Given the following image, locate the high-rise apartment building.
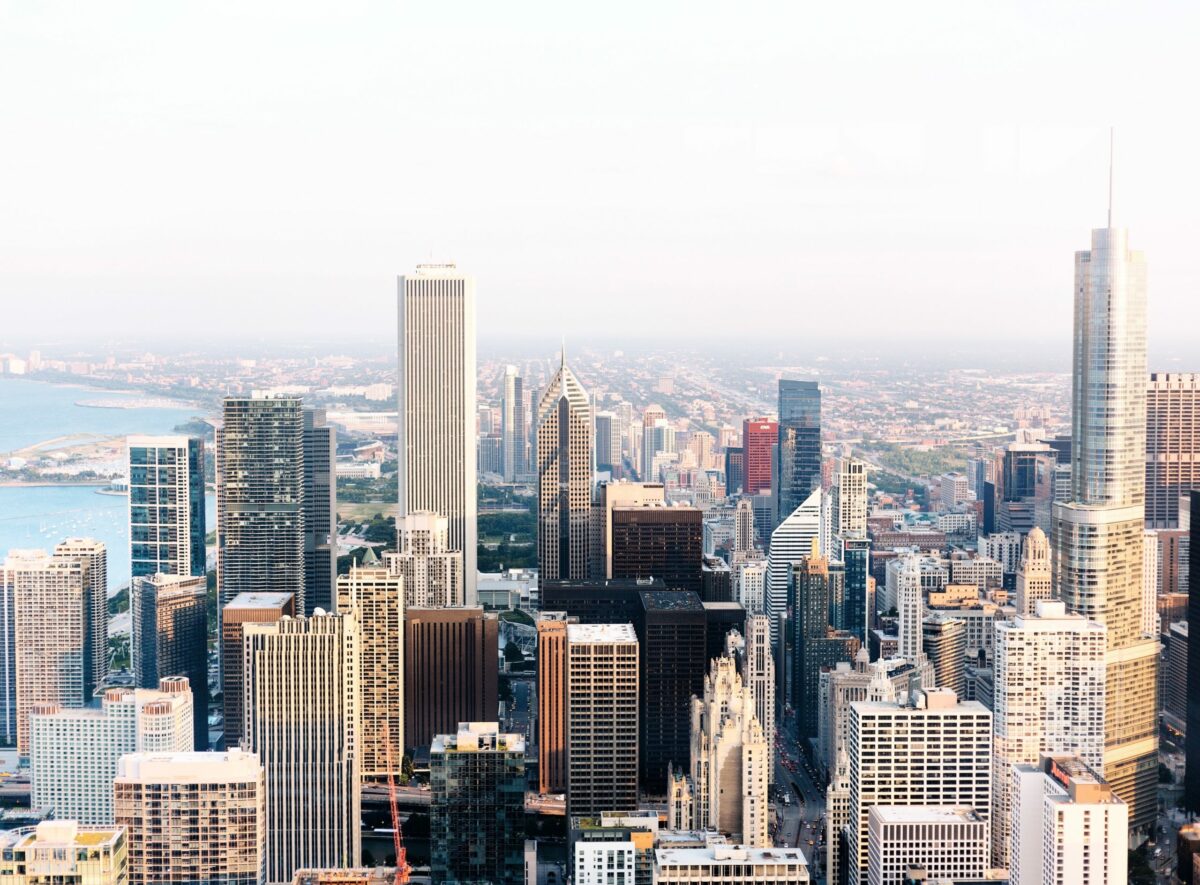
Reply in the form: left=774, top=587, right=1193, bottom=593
left=610, top=503, right=702, bottom=594
left=403, top=607, right=498, bottom=750
left=589, top=481, right=665, bottom=580
left=131, top=573, right=208, bottom=749
left=536, top=353, right=593, bottom=584
left=217, top=396, right=305, bottom=612
left=1010, top=755, right=1128, bottom=885
left=221, top=592, right=295, bottom=751
left=638, top=590, right=707, bottom=791
left=845, top=688, right=992, bottom=885
left=991, top=601, right=1106, bottom=866
left=127, top=435, right=206, bottom=579
left=10, top=541, right=107, bottom=754
left=668, top=655, right=769, bottom=846
left=567, top=623, right=639, bottom=816
left=1146, top=373, right=1200, bottom=528
left=839, top=535, right=871, bottom=642
left=1053, top=220, right=1158, bottom=831
left=536, top=612, right=572, bottom=795
left=336, top=555, right=403, bottom=778
left=384, top=511, right=464, bottom=608
left=832, top=456, right=867, bottom=537
left=767, top=488, right=820, bottom=642
left=1015, top=526, right=1053, bottom=615
left=0, top=552, right=20, bottom=748
left=502, top=364, right=526, bottom=480
left=243, top=612, right=361, bottom=885
left=741, top=418, right=777, bottom=497
left=0, top=822, right=127, bottom=885
left=302, top=407, right=337, bottom=615
left=115, top=749, right=266, bottom=885
left=29, top=677, right=193, bottom=824
left=430, top=722, right=526, bottom=885
left=777, top=381, right=822, bottom=523
left=397, top=264, right=478, bottom=604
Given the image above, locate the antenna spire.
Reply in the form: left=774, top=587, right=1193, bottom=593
left=561, top=337, right=566, bottom=370
left=1107, top=127, right=1114, bottom=228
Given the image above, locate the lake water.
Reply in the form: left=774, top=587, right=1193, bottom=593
left=0, top=378, right=216, bottom=592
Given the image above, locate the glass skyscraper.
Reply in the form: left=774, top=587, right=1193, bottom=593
left=127, top=436, right=206, bottom=580
left=777, top=380, right=821, bottom=524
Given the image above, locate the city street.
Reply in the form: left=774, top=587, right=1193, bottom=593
left=773, top=717, right=826, bottom=872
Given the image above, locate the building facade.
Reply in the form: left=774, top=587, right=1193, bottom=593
left=302, top=407, right=337, bottom=615
left=384, top=511, right=464, bottom=609
left=777, top=381, right=822, bottom=523
left=127, top=435, right=206, bottom=580
left=221, top=592, right=295, bottom=750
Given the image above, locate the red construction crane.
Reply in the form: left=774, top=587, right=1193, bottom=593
left=383, top=730, right=410, bottom=885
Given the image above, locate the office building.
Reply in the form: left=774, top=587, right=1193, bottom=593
left=1147, top=373, right=1200, bottom=528
left=567, top=623, right=639, bottom=815
left=741, top=418, right=777, bottom=497
left=740, top=614, right=776, bottom=773
left=115, top=749, right=266, bottom=885
left=767, top=488, right=820, bottom=641
left=590, top=481, right=665, bottom=580
left=639, top=591, right=706, bottom=791
left=833, top=456, right=867, bottom=537
left=10, top=541, right=107, bottom=754
left=1010, top=755, right=1128, bottom=885
left=991, top=601, right=1106, bottom=866
left=610, top=503, right=702, bottom=593
left=127, top=435, right=206, bottom=580
left=398, top=264, right=478, bottom=604
left=573, top=840, right=636, bottom=885
left=893, top=556, right=924, bottom=663
left=1053, top=219, right=1158, bottom=831
left=653, top=844, right=809, bottom=884
left=243, top=612, right=361, bottom=885
left=430, top=722, right=526, bottom=885
left=725, top=446, right=745, bottom=496
left=733, top=556, right=767, bottom=613
left=703, top=601, right=746, bottom=663
left=777, top=381, right=822, bottom=522
left=0, top=822, right=127, bottom=885
left=537, top=612, right=572, bottom=795
left=733, top=498, right=756, bottom=554
left=840, top=535, right=871, bottom=641
left=921, top=614, right=965, bottom=698
left=541, top=578, right=659, bottom=627
left=846, top=688, right=992, bottom=885
left=502, top=364, right=527, bottom=480
left=302, top=408, right=337, bottom=615
left=221, top=592, right=295, bottom=750
left=941, top=472, right=970, bottom=508
left=536, top=353, right=594, bottom=584
left=595, top=410, right=620, bottom=473
left=1015, top=526, right=1053, bottom=615
left=384, top=511, right=464, bottom=609
left=701, top=555, right=732, bottom=602
left=217, top=396, right=306, bottom=612
left=404, top=607, right=498, bottom=750
left=336, top=555, right=404, bottom=778
left=0, top=553, right=18, bottom=748
left=669, top=655, right=769, bottom=846
left=29, top=678, right=193, bottom=824
left=866, top=807, right=987, bottom=885
left=792, top=556, right=859, bottom=738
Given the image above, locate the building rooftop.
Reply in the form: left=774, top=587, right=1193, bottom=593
left=431, top=721, right=525, bottom=755
left=640, top=590, right=705, bottom=612
left=116, top=749, right=262, bottom=783
left=869, top=806, right=982, bottom=824
left=568, top=623, right=638, bottom=644
left=1, top=821, right=124, bottom=852
left=656, top=845, right=808, bottom=866
left=225, top=591, right=296, bottom=610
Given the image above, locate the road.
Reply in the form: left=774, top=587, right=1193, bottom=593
left=505, top=677, right=533, bottom=746
left=772, top=714, right=826, bottom=874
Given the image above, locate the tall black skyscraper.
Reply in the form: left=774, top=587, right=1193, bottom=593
left=1186, top=491, right=1200, bottom=813
left=777, top=380, right=821, bottom=523
left=303, top=407, right=337, bottom=615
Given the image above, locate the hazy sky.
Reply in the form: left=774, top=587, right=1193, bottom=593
left=2, top=2, right=1198, bottom=351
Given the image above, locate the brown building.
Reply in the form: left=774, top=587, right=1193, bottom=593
left=404, top=607, right=498, bottom=752
left=1157, top=528, right=1189, bottom=596
left=610, top=504, right=703, bottom=593
left=1147, top=373, right=1200, bottom=529
left=220, top=592, right=295, bottom=749
left=536, top=612, right=572, bottom=795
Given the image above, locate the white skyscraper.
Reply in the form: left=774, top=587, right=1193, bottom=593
left=991, top=601, right=1106, bottom=867
left=501, top=364, right=526, bottom=481
left=29, top=677, right=193, bottom=824
left=894, top=555, right=924, bottom=662
left=833, top=457, right=868, bottom=537
left=384, top=511, right=464, bottom=608
left=733, top=556, right=767, bottom=613
left=767, top=488, right=821, bottom=641
left=398, top=264, right=478, bottom=604
left=1014, top=526, right=1053, bottom=615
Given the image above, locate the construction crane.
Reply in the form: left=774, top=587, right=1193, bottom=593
left=383, top=730, right=410, bottom=885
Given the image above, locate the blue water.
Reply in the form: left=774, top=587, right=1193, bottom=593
left=0, top=378, right=217, bottom=592
left=0, top=378, right=202, bottom=454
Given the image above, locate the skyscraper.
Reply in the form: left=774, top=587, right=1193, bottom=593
left=741, top=418, right=777, bottom=497
left=590, top=481, right=665, bottom=580
left=0, top=553, right=19, bottom=748
left=1146, top=372, right=1200, bottom=528
left=839, top=534, right=871, bottom=642
left=792, top=556, right=859, bottom=739
left=130, top=573, right=209, bottom=749
left=302, top=407, right=337, bottom=615
left=115, top=749, right=266, bottom=885
left=220, top=591, right=295, bottom=751
left=594, top=410, right=620, bottom=473
left=243, top=612, right=361, bottom=885
left=734, top=498, right=756, bottom=554
left=610, top=503, right=703, bottom=594
left=336, top=554, right=404, bottom=779
left=53, top=538, right=108, bottom=703
left=1188, top=491, right=1200, bottom=814
left=502, top=364, right=526, bottom=481
left=217, top=396, right=305, bottom=612
left=777, top=381, right=822, bottom=522
left=384, top=511, right=464, bottom=608
left=536, top=612, right=572, bottom=795
left=1053, top=214, right=1158, bottom=831
left=832, top=456, right=867, bottom=538
left=1014, top=525, right=1053, bottom=615
left=398, top=264, right=478, bottom=604
left=430, top=722, right=526, bottom=885
left=536, top=352, right=593, bottom=584
left=127, top=435, right=206, bottom=579
left=567, top=623, right=639, bottom=816
left=640, top=405, right=672, bottom=482
left=921, top=614, right=965, bottom=698
left=767, top=488, right=820, bottom=642
left=991, top=601, right=1106, bottom=867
